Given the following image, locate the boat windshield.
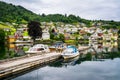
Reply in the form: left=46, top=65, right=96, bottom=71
left=29, top=48, right=44, bottom=51
left=63, top=48, right=74, bottom=53
left=29, top=48, right=37, bottom=51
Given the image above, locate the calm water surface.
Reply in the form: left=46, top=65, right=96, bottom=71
left=13, top=58, right=120, bottom=80
left=0, top=42, right=120, bottom=80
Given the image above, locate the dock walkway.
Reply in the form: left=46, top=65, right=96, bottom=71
left=0, top=46, right=90, bottom=79
left=0, top=52, right=61, bottom=79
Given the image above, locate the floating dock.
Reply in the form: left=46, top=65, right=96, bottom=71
left=0, top=52, right=61, bottom=79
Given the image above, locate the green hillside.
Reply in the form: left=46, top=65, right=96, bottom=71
left=0, top=1, right=120, bottom=28
left=0, top=1, right=40, bottom=23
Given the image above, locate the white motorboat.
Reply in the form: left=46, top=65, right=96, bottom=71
left=61, top=46, right=79, bottom=59
left=26, top=44, right=50, bottom=54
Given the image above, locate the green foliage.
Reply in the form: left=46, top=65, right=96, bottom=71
left=65, top=40, right=75, bottom=43
left=50, top=32, right=65, bottom=42
left=0, top=29, right=5, bottom=43
left=85, top=53, right=92, bottom=60
left=99, top=52, right=120, bottom=59
left=0, top=1, right=91, bottom=25
left=75, top=37, right=79, bottom=46
left=59, top=34, right=65, bottom=42
left=0, top=1, right=120, bottom=28
left=50, top=33, right=55, bottom=40
left=23, top=31, right=28, bottom=36
left=0, top=1, right=40, bottom=23
left=0, top=44, right=6, bottom=60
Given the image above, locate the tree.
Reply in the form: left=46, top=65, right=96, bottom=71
left=118, top=29, right=120, bottom=38
left=59, top=34, right=65, bottom=42
left=75, top=37, right=79, bottom=46
left=0, top=29, right=5, bottom=44
left=50, top=32, right=54, bottom=40
left=27, top=21, right=42, bottom=42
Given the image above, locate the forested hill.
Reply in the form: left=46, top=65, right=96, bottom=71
left=0, top=1, right=40, bottom=23
left=0, top=1, right=89, bottom=24
left=0, top=1, right=120, bottom=28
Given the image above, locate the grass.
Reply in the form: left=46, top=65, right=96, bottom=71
left=65, top=40, right=75, bottom=43
left=0, top=23, right=16, bottom=35
left=0, top=24, right=11, bottom=29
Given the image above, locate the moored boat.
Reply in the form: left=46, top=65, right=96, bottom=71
left=61, top=46, right=79, bottom=59
left=26, top=44, right=50, bottom=54
left=49, top=41, right=66, bottom=52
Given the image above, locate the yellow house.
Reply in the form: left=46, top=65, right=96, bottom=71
left=7, top=35, right=16, bottom=43
left=9, top=43, right=15, bottom=49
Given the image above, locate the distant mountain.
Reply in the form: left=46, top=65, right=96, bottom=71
left=0, top=1, right=120, bottom=28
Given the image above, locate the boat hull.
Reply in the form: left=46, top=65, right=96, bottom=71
left=26, top=50, right=50, bottom=54
left=25, top=51, right=42, bottom=54
left=62, top=52, right=79, bottom=59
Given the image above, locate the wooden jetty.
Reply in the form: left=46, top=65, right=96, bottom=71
left=0, top=52, right=61, bottom=79
left=0, top=46, right=90, bottom=79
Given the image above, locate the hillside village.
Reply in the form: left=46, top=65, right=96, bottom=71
left=0, top=1, right=119, bottom=44
left=1, top=21, right=118, bottom=44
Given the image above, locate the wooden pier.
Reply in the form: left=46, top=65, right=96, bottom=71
left=0, top=46, right=90, bottom=79
left=0, top=52, right=61, bottom=79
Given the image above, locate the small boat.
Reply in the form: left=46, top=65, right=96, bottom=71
left=61, top=46, right=79, bottom=59
left=49, top=41, right=66, bottom=52
left=26, top=44, right=50, bottom=54
left=50, top=41, right=66, bottom=48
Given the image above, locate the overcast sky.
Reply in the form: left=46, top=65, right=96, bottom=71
left=1, top=0, right=120, bottom=21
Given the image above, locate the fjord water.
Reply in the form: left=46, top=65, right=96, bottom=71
left=1, top=42, right=120, bottom=80
left=12, top=58, right=120, bottom=80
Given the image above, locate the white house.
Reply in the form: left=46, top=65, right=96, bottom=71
left=42, top=30, right=50, bottom=40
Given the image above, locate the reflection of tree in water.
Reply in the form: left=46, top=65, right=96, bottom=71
left=0, top=43, right=6, bottom=60
left=0, top=44, right=27, bottom=60
left=0, top=43, right=16, bottom=60
left=118, top=42, right=120, bottom=51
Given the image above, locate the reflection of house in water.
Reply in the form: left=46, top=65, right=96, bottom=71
left=88, top=42, right=118, bottom=54
left=8, top=43, right=32, bottom=56
left=103, top=42, right=118, bottom=52
left=7, top=35, right=16, bottom=43
left=79, top=42, right=119, bottom=61
left=14, top=46, right=25, bottom=56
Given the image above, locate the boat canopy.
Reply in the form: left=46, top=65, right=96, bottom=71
left=67, top=46, right=78, bottom=53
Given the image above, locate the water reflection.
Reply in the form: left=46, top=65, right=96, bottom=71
left=49, top=41, right=120, bottom=67
left=0, top=43, right=32, bottom=60
left=12, top=58, right=120, bottom=80
left=1, top=41, right=120, bottom=80
left=0, top=41, right=119, bottom=61
left=88, top=42, right=118, bottom=53
left=0, top=43, right=6, bottom=60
